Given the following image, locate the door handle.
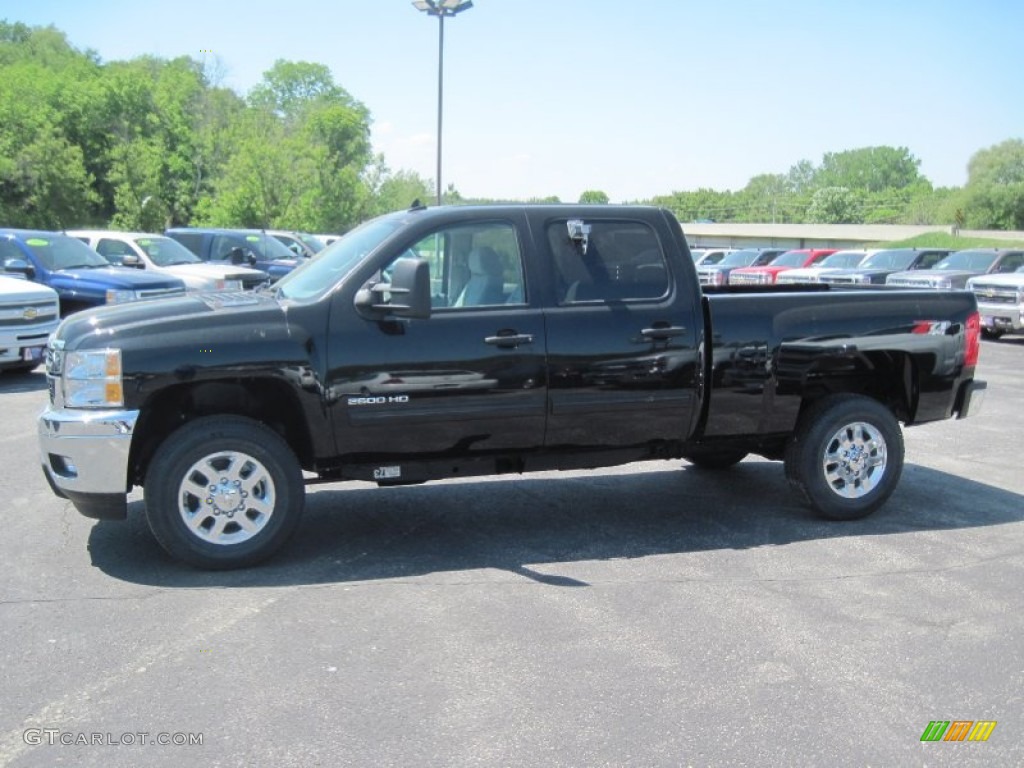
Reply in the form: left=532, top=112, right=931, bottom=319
left=640, top=326, right=687, bottom=340
left=484, top=332, right=534, bottom=348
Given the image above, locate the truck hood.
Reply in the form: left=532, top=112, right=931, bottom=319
left=968, top=273, right=1024, bottom=288
left=165, top=263, right=266, bottom=281
left=55, top=266, right=184, bottom=290
left=888, top=269, right=977, bottom=282
left=0, top=274, right=59, bottom=302
left=55, top=291, right=284, bottom=352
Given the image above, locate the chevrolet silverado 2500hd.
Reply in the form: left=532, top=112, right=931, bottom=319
left=38, top=205, right=986, bottom=568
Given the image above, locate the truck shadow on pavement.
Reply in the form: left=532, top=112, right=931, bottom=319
left=88, top=459, right=1024, bottom=589
left=0, top=370, right=47, bottom=394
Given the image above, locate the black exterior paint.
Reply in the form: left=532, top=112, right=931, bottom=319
left=49, top=205, right=982, bottom=484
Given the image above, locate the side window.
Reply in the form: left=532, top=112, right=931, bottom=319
left=0, top=238, right=23, bottom=263
left=96, top=239, right=132, bottom=263
left=917, top=251, right=946, bottom=270
left=548, top=220, right=669, bottom=303
left=171, top=233, right=202, bottom=256
left=996, top=253, right=1024, bottom=273
left=211, top=236, right=239, bottom=261
left=386, top=221, right=526, bottom=310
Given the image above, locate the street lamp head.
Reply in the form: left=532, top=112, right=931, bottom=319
left=411, top=0, right=473, bottom=16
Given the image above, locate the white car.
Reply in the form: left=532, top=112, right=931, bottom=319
left=0, top=274, right=60, bottom=373
left=967, top=266, right=1024, bottom=339
left=68, top=231, right=270, bottom=292
left=776, top=249, right=877, bottom=285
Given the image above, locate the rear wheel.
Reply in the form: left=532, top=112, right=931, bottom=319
left=784, top=395, right=904, bottom=521
left=981, top=328, right=1004, bottom=341
left=144, top=416, right=305, bottom=569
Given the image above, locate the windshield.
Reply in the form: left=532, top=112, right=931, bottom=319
left=932, top=250, right=998, bottom=272
left=716, top=249, right=760, bottom=267
left=770, top=251, right=810, bottom=268
left=274, top=216, right=405, bottom=301
left=819, top=251, right=867, bottom=268
left=23, top=234, right=109, bottom=270
left=859, top=250, right=916, bottom=270
left=135, top=236, right=202, bottom=267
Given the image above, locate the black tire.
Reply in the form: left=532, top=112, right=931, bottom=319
left=784, top=394, right=904, bottom=521
left=981, top=328, right=1004, bottom=341
left=144, top=416, right=305, bottom=569
left=683, top=450, right=748, bottom=470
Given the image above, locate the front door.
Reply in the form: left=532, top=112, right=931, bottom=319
left=326, top=216, right=547, bottom=457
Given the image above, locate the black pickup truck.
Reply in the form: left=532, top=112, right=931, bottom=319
left=38, top=205, right=986, bottom=568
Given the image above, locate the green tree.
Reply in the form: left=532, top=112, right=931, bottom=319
left=806, top=186, right=864, bottom=224
left=579, top=189, right=609, bottom=204
left=815, top=146, right=923, bottom=193
left=962, top=139, right=1024, bottom=229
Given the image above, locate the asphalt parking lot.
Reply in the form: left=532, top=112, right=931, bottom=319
left=1, top=339, right=1022, bottom=767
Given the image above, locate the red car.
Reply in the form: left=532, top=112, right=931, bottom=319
left=728, top=248, right=838, bottom=285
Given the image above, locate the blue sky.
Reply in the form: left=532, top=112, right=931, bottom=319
left=7, top=0, right=1023, bottom=202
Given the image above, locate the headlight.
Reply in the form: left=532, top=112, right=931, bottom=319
left=855, top=275, right=871, bottom=284
left=935, top=278, right=952, bottom=291
left=63, top=348, right=123, bottom=408
left=105, top=289, right=139, bottom=304
left=712, top=271, right=726, bottom=286
left=213, top=279, right=243, bottom=292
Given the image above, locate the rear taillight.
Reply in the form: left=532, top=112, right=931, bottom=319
left=964, top=311, right=981, bottom=367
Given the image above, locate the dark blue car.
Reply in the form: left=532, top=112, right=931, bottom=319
left=164, top=228, right=302, bottom=282
left=0, top=229, right=187, bottom=315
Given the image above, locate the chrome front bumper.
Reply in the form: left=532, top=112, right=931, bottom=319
left=38, top=406, right=139, bottom=519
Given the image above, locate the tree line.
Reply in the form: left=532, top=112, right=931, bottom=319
left=2, top=21, right=1022, bottom=233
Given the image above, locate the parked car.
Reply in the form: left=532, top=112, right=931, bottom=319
left=776, top=250, right=876, bottom=285
left=164, top=228, right=301, bottom=281
left=69, top=231, right=270, bottom=292
left=0, top=229, right=186, bottom=315
left=885, top=248, right=1024, bottom=290
left=266, top=230, right=326, bottom=258
left=0, top=274, right=60, bottom=373
left=689, top=248, right=733, bottom=267
left=729, top=248, right=837, bottom=285
left=967, top=265, right=1024, bottom=339
left=819, top=249, right=951, bottom=285
left=313, top=233, right=341, bottom=246
left=697, top=248, right=788, bottom=286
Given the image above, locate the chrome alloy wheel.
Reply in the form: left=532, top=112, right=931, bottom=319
left=178, top=451, right=276, bottom=545
left=821, top=421, right=888, bottom=499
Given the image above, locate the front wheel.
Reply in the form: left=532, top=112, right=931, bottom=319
left=981, top=328, right=1004, bottom=341
left=144, top=416, right=305, bottom=569
left=784, top=395, right=904, bottom=521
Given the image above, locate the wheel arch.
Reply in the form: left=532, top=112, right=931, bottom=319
left=129, top=379, right=315, bottom=487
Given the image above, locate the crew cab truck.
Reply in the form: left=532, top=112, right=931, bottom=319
left=38, top=205, right=986, bottom=569
left=1, top=229, right=186, bottom=314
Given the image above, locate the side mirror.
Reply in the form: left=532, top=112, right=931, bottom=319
left=121, top=254, right=142, bottom=268
left=2, top=258, right=34, bottom=279
left=355, top=258, right=431, bottom=320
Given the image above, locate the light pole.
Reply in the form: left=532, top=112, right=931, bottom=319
left=412, top=0, right=473, bottom=206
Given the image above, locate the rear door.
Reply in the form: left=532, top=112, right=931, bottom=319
left=534, top=212, right=701, bottom=447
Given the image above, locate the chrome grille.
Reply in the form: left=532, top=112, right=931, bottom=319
left=0, top=300, right=59, bottom=328
left=137, top=287, right=186, bottom=300
left=971, top=285, right=1019, bottom=305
